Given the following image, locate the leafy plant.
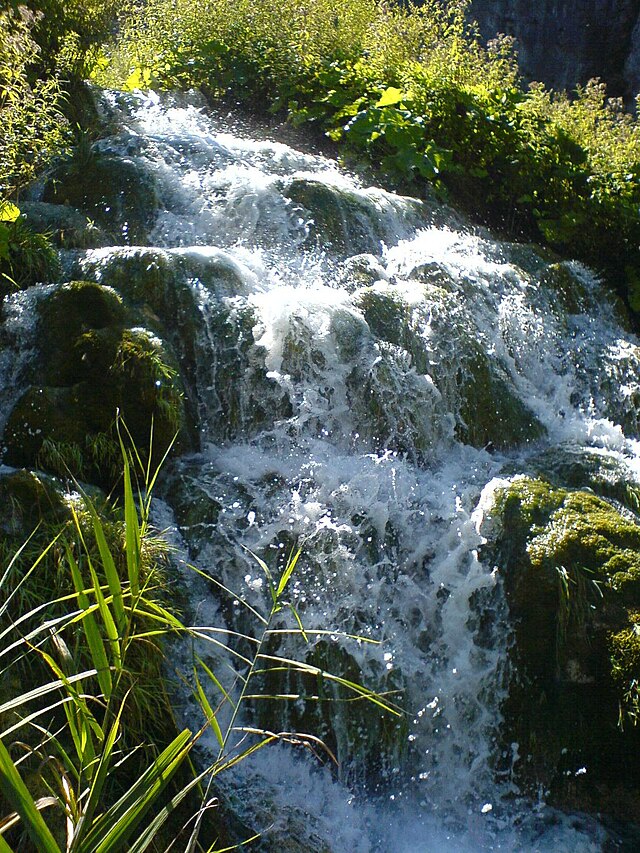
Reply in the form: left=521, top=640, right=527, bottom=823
left=0, top=6, right=68, bottom=202
left=0, top=426, right=399, bottom=850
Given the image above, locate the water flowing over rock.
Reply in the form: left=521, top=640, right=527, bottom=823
left=3, top=88, right=640, bottom=850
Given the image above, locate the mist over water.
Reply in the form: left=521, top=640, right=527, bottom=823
left=14, top=88, right=640, bottom=850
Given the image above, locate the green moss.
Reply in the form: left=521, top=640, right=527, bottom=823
left=0, top=217, right=61, bottom=297
left=501, top=482, right=640, bottom=599
left=19, top=201, right=110, bottom=250
left=354, top=283, right=545, bottom=451
left=456, top=346, right=546, bottom=450
left=2, top=282, right=187, bottom=487
left=528, top=446, right=640, bottom=514
left=610, top=615, right=640, bottom=691
left=354, top=287, right=429, bottom=374
left=538, top=262, right=588, bottom=315
left=486, top=476, right=640, bottom=811
left=43, top=154, right=158, bottom=244
left=285, top=178, right=382, bottom=256
left=0, top=468, right=69, bottom=539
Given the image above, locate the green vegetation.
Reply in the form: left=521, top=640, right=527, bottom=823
left=0, top=433, right=399, bottom=850
left=2, top=281, right=187, bottom=488
left=105, top=0, right=640, bottom=313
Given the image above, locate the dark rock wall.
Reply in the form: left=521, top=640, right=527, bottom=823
left=469, top=0, right=640, bottom=99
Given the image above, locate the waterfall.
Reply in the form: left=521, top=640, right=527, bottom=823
left=7, top=88, right=640, bottom=850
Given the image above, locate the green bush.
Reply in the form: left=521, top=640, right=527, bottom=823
left=0, top=6, right=68, bottom=202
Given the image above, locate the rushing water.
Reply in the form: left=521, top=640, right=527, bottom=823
left=8, top=89, right=640, bottom=850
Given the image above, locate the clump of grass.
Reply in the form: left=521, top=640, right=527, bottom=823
left=1, top=423, right=400, bottom=850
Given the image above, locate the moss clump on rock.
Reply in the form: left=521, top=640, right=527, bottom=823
left=455, top=346, right=546, bottom=450
left=484, top=475, right=640, bottom=819
left=285, top=178, right=382, bottom=256
left=43, top=154, right=158, bottom=244
left=19, top=202, right=110, bottom=250
left=2, top=281, right=186, bottom=488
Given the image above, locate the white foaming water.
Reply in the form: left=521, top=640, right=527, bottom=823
left=0, top=286, right=54, bottom=439
left=69, top=90, right=640, bottom=850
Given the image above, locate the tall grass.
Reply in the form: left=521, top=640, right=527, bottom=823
left=0, top=426, right=400, bottom=850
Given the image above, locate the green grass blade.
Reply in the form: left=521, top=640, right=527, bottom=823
left=288, top=604, right=308, bottom=643
left=206, top=834, right=262, bottom=853
left=0, top=530, right=62, bottom=620
left=0, top=738, right=61, bottom=853
left=212, top=735, right=276, bottom=776
left=82, top=729, right=193, bottom=853
left=195, top=654, right=235, bottom=710
left=276, top=549, right=301, bottom=598
left=121, top=450, right=141, bottom=598
left=0, top=670, right=96, bottom=720
left=243, top=548, right=276, bottom=605
left=86, top=503, right=126, bottom=632
left=188, top=564, right=268, bottom=624
left=0, top=832, right=15, bottom=852
left=70, top=700, right=126, bottom=849
left=126, top=765, right=211, bottom=853
left=66, top=546, right=112, bottom=699
left=194, top=668, right=224, bottom=748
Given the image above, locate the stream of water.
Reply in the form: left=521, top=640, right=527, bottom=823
left=9, top=89, right=640, bottom=850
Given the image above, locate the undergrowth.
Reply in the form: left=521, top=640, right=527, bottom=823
left=0, top=425, right=399, bottom=850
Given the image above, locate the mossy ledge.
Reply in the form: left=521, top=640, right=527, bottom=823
left=2, top=281, right=188, bottom=488
left=483, top=476, right=640, bottom=820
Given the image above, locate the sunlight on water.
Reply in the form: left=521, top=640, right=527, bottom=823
left=56, top=89, right=640, bottom=850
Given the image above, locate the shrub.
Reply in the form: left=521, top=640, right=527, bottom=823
left=0, top=6, right=68, bottom=202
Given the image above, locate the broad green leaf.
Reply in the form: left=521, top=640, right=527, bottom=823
left=0, top=203, right=20, bottom=222
left=376, top=87, right=404, bottom=107
left=125, top=67, right=152, bottom=92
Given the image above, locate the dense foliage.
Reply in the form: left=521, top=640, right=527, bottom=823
left=108, top=0, right=640, bottom=312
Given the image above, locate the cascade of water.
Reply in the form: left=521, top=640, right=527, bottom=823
left=15, top=88, right=640, bottom=850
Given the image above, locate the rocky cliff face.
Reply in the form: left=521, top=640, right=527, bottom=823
left=469, top=0, right=640, bottom=100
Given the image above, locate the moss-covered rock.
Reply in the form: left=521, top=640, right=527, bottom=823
left=0, top=468, right=69, bottom=539
left=455, top=342, right=546, bottom=450
left=335, top=254, right=388, bottom=293
left=483, top=475, right=640, bottom=820
left=2, top=281, right=186, bottom=487
left=0, top=217, right=60, bottom=297
left=284, top=178, right=383, bottom=256
left=539, top=262, right=589, bottom=315
left=528, top=446, right=640, bottom=516
left=43, top=154, right=158, bottom=244
left=19, top=202, right=110, bottom=250
left=354, top=283, right=545, bottom=451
